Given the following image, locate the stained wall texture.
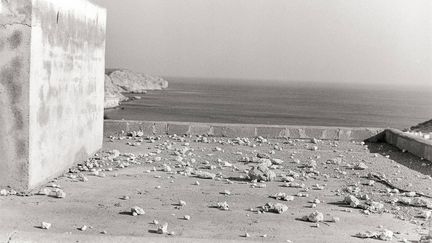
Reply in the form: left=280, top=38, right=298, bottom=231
left=0, top=0, right=32, bottom=190
left=0, top=0, right=106, bottom=190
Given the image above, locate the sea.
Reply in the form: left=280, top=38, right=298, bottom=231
left=104, top=78, right=432, bottom=129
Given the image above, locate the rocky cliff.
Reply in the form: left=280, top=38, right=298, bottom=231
left=104, top=69, right=169, bottom=109
left=410, top=119, right=432, bottom=133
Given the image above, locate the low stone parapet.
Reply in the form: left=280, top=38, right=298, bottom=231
left=104, top=120, right=383, bottom=141
left=384, top=129, right=432, bottom=162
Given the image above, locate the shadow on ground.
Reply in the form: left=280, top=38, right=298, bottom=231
left=366, top=142, right=432, bottom=177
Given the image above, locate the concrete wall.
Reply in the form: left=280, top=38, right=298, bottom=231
left=385, top=129, right=432, bottom=162
left=104, top=120, right=383, bottom=141
left=0, top=0, right=32, bottom=190
left=0, top=0, right=106, bottom=190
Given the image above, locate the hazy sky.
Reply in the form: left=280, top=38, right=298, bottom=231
left=92, top=0, right=431, bottom=86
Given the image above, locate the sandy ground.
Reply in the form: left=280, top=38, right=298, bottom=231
left=1, top=134, right=432, bottom=243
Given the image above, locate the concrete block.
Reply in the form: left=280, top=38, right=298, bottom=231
left=189, top=124, right=212, bottom=136
left=384, top=129, right=432, bottom=162
left=287, top=128, right=303, bottom=139
left=127, top=121, right=154, bottom=135
left=104, top=121, right=128, bottom=136
left=167, top=123, right=190, bottom=135
left=322, top=128, right=339, bottom=140
left=212, top=125, right=256, bottom=137
left=153, top=122, right=168, bottom=135
left=0, top=0, right=106, bottom=190
left=338, top=129, right=352, bottom=141
left=256, top=127, right=286, bottom=138
left=350, top=129, right=379, bottom=141
left=385, top=130, right=398, bottom=145
left=304, top=128, right=326, bottom=140
left=424, top=145, right=432, bottom=162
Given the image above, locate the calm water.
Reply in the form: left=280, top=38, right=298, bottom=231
left=105, top=78, right=432, bottom=129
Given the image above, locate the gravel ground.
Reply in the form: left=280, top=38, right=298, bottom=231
left=1, top=133, right=432, bottom=242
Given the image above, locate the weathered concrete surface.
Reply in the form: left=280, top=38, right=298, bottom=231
left=0, top=0, right=106, bottom=190
left=0, top=136, right=430, bottom=242
left=385, top=128, right=432, bottom=162
left=104, top=120, right=383, bottom=141
left=0, top=0, right=32, bottom=190
left=28, top=0, right=106, bottom=188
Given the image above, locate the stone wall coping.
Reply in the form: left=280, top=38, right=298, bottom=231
left=384, top=128, right=432, bottom=162
left=104, top=120, right=384, bottom=141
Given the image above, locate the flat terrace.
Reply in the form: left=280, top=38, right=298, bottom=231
left=1, top=131, right=432, bottom=242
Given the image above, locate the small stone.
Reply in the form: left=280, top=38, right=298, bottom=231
left=421, top=210, right=431, bottom=219
left=221, top=190, right=231, bottom=195
left=271, top=158, right=284, bottom=165
left=243, top=232, right=250, bottom=238
left=379, top=229, right=394, bottom=241
left=217, top=201, right=230, bottom=211
left=157, top=222, right=168, bottom=234
left=261, top=202, right=288, bottom=214
left=131, top=206, right=145, bottom=216
left=194, top=181, right=200, bottom=186
left=344, top=195, right=361, bottom=208
left=41, top=222, right=51, bottom=230
left=354, top=162, right=368, bottom=170
left=405, top=191, right=416, bottom=197
left=79, top=225, right=88, bottom=231
left=305, top=211, right=324, bottom=222
left=332, top=217, right=340, bottom=223
left=0, top=189, right=8, bottom=196
left=184, top=215, right=191, bottom=220
left=195, top=171, right=216, bottom=180
left=50, top=188, right=66, bottom=198
left=179, top=200, right=187, bottom=206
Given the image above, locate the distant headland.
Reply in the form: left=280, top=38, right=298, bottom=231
left=104, top=69, right=169, bottom=109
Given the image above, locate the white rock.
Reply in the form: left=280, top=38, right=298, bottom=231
left=305, top=211, right=324, bottom=222
left=0, top=189, right=9, bottom=196
left=157, top=222, right=168, bottom=234
left=41, top=222, right=51, bottom=230
left=131, top=206, right=145, bottom=216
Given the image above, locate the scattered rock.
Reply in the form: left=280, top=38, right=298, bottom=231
left=355, top=229, right=393, bottom=241
left=271, top=158, right=284, bottom=165
left=248, top=164, right=276, bottom=182
left=344, top=195, right=361, bottom=208
left=332, top=217, right=340, bottom=223
left=0, top=189, right=9, bottom=196
left=195, top=171, right=216, bottom=180
left=216, top=201, right=230, bottom=211
left=79, top=225, right=88, bottom=231
left=41, top=222, right=51, bottom=230
left=354, top=162, right=368, bottom=170
left=399, top=197, right=432, bottom=209
left=157, top=222, right=169, bottom=234
left=303, top=211, right=324, bottom=222
left=131, top=206, right=145, bottom=216
left=221, top=190, right=231, bottom=195
left=49, top=188, right=66, bottom=198
left=270, top=192, right=294, bottom=201
left=260, top=202, right=288, bottom=214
